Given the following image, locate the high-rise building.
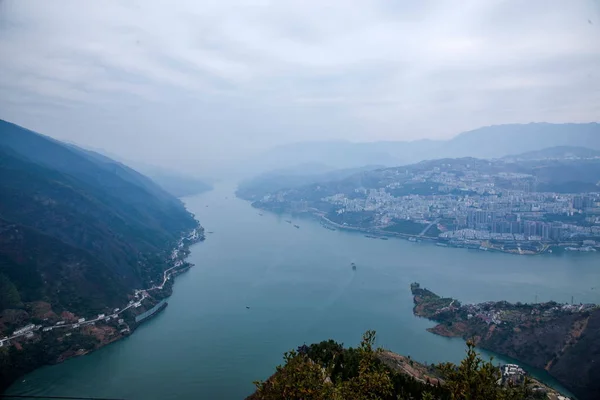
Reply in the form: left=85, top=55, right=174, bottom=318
left=541, top=223, right=551, bottom=240
left=551, top=223, right=563, bottom=241
left=524, top=221, right=537, bottom=237
left=573, top=196, right=584, bottom=210
left=510, top=221, right=522, bottom=234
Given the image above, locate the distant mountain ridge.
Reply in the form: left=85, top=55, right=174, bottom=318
left=245, top=123, right=600, bottom=175
left=502, top=146, right=600, bottom=161
left=64, top=144, right=213, bottom=198
left=0, top=119, right=200, bottom=391
left=236, top=164, right=385, bottom=200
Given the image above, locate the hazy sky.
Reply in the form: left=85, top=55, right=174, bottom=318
left=1, top=0, right=599, bottom=173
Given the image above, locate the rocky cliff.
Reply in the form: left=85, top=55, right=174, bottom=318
left=411, top=283, right=599, bottom=400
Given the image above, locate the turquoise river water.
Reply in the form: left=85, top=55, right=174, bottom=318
left=7, top=184, right=599, bottom=399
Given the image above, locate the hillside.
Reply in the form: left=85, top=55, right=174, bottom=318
left=247, top=331, right=567, bottom=400
left=142, top=171, right=212, bottom=198
left=0, top=120, right=201, bottom=392
left=411, top=283, right=599, bottom=400
left=244, top=123, right=600, bottom=174
left=502, top=146, right=600, bottom=162
left=236, top=164, right=384, bottom=201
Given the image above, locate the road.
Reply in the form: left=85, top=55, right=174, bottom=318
left=419, top=219, right=440, bottom=237
left=1, top=229, right=199, bottom=345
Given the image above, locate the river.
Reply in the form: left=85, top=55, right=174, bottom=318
left=6, top=184, right=599, bottom=399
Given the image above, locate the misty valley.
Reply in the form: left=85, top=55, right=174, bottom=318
left=1, top=119, right=599, bottom=400
left=1, top=2, right=600, bottom=399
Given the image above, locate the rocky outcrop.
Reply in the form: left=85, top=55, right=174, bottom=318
left=411, top=283, right=599, bottom=400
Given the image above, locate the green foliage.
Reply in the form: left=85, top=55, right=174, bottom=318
left=0, top=273, right=22, bottom=309
left=0, top=120, right=200, bottom=392
left=252, top=333, right=546, bottom=400
left=438, top=341, right=533, bottom=400
left=252, top=331, right=439, bottom=400
left=326, top=211, right=376, bottom=229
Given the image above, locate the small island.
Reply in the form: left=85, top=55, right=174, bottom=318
left=410, top=283, right=600, bottom=400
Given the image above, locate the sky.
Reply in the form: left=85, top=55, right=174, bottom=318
left=0, top=0, right=599, bottom=174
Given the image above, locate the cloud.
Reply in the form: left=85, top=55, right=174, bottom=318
left=0, top=0, right=598, bottom=173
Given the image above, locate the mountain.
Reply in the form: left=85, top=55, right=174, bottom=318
left=248, top=157, right=600, bottom=211
left=61, top=145, right=213, bottom=198
left=502, top=146, right=600, bottom=162
left=247, top=331, right=567, bottom=400
left=0, top=119, right=200, bottom=391
left=141, top=170, right=212, bottom=198
left=236, top=164, right=385, bottom=201
left=244, top=123, right=600, bottom=174
left=411, top=284, right=600, bottom=400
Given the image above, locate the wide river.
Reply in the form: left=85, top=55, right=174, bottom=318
left=7, top=184, right=600, bottom=399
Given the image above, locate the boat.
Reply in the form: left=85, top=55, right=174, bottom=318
left=258, top=213, right=263, bottom=216
left=285, top=220, right=292, bottom=224
left=293, top=224, right=300, bottom=229
left=380, top=237, right=389, bottom=241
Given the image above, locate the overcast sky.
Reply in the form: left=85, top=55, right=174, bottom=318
left=0, top=0, right=599, bottom=173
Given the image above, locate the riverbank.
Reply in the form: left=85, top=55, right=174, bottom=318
left=279, top=207, right=595, bottom=257
left=7, top=184, right=600, bottom=400
left=0, top=224, right=204, bottom=394
left=410, top=283, right=599, bottom=400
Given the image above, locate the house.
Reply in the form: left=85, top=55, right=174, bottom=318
left=13, top=324, right=36, bottom=336
left=77, top=318, right=85, bottom=323
left=500, top=364, right=526, bottom=385
left=97, top=314, right=105, bottom=319
left=42, top=327, right=53, bottom=332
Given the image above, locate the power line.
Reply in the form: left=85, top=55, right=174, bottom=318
left=0, top=395, right=125, bottom=400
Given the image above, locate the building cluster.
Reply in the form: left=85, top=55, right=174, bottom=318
left=500, top=364, right=527, bottom=385
left=1, top=227, right=201, bottom=348
left=457, top=301, right=597, bottom=328
left=316, top=164, right=600, bottom=245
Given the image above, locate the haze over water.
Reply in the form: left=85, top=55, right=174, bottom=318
left=8, top=184, right=597, bottom=399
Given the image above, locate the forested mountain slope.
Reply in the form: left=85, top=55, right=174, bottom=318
left=0, top=119, right=200, bottom=392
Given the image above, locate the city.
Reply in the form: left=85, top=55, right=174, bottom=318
left=255, top=158, right=600, bottom=254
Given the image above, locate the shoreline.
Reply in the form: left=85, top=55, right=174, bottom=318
left=1, top=223, right=204, bottom=394
left=263, top=205, right=597, bottom=257
left=410, top=282, right=598, bottom=400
